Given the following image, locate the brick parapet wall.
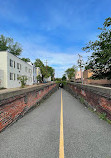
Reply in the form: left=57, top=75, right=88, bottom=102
left=65, top=82, right=111, bottom=120
left=0, top=83, right=57, bottom=132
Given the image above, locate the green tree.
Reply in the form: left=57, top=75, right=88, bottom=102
left=47, top=66, right=55, bottom=80
left=34, top=59, right=45, bottom=81
left=17, top=76, right=28, bottom=88
left=0, top=35, right=8, bottom=51
left=55, top=78, right=62, bottom=81
left=21, top=58, right=30, bottom=62
left=34, top=59, right=55, bottom=81
left=62, top=74, right=66, bottom=81
left=37, top=75, right=42, bottom=83
left=0, top=34, right=22, bottom=56
left=83, top=17, right=111, bottom=80
left=65, top=67, right=75, bottom=80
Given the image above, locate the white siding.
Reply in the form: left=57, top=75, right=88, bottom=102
left=33, top=66, right=37, bottom=84
left=0, top=70, right=4, bottom=88
left=0, top=51, right=33, bottom=88
left=36, top=67, right=42, bottom=76
left=43, top=76, right=51, bottom=82
left=0, top=51, right=7, bottom=87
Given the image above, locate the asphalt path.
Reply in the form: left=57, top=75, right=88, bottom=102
left=0, top=89, right=111, bottom=158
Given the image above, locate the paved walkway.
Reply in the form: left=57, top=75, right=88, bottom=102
left=0, top=89, right=111, bottom=158
left=0, top=82, right=52, bottom=94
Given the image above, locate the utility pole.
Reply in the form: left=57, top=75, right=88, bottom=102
left=44, top=60, right=48, bottom=67
left=78, top=54, right=84, bottom=84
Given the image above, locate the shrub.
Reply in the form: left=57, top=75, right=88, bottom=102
left=17, top=76, right=28, bottom=88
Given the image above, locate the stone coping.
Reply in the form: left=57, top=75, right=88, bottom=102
left=68, top=82, right=111, bottom=98
left=0, top=82, right=55, bottom=101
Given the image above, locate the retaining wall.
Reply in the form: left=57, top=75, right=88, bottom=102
left=0, top=83, right=58, bottom=132
left=65, top=82, right=111, bottom=120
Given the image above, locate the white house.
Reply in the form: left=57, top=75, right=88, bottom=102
left=43, top=76, right=51, bottom=82
left=36, top=67, right=42, bottom=83
left=0, top=51, right=33, bottom=88
left=28, top=62, right=37, bottom=84
left=36, top=67, right=42, bottom=77
left=33, top=66, right=37, bottom=84
left=0, top=69, right=4, bottom=88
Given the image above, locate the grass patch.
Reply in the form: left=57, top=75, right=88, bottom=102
left=80, top=97, right=84, bottom=104
left=99, top=112, right=107, bottom=120
left=88, top=107, right=111, bottom=124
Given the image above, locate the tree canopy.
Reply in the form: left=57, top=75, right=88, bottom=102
left=47, top=66, right=55, bottom=80
left=83, top=17, right=111, bottom=80
left=21, top=58, right=30, bottom=62
left=62, top=74, right=67, bottom=81
left=65, top=67, right=75, bottom=80
left=34, top=59, right=55, bottom=81
left=0, top=34, right=22, bottom=56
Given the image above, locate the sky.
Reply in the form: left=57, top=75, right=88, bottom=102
left=0, top=0, right=111, bottom=77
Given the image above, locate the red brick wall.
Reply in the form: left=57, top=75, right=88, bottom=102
left=0, top=83, right=57, bottom=132
left=67, top=83, right=111, bottom=120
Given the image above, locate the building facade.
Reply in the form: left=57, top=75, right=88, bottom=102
left=0, top=51, right=33, bottom=88
left=83, top=69, right=93, bottom=79
left=43, top=76, right=51, bottom=82
left=75, top=70, right=83, bottom=82
left=33, top=66, right=37, bottom=84
left=83, top=69, right=111, bottom=85
left=36, top=67, right=42, bottom=76
left=0, top=70, right=4, bottom=88
left=27, top=62, right=37, bottom=84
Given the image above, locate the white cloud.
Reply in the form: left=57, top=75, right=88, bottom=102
left=20, top=41, right=91, bottom=78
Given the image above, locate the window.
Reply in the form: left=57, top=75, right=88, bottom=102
left=10, top=73, right=16, bottom=80
left=28, top=69, right=32, bottom=74
left=17, top=74, right=21, bottom=80
left=10, top=59, right=15, bottom=68
left=10, top=59, right=13, bottom=67
left=10, top=73, right=13, bottom=80
left=17, top=63, right=21, bottom=70
left=17, top=63, right=19, bottom=69
left=17, top=74, right=19, bottom=80
left=14, top=61, right=15, bottom=68
left=14, top=74, right=16, bottom=80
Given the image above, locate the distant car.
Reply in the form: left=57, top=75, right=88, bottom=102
left=43, top=81, right=47, bottom=83
left=59, top=83, right=63, bottom=88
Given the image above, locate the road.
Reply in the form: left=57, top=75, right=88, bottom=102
left=0, top=89, right=111, bottom=158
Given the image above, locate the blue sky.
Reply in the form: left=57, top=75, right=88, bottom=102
left=0, top=0, right=111, bottom=77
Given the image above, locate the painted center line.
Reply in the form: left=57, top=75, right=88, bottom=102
left=59, top=89, right=64, bottom=158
